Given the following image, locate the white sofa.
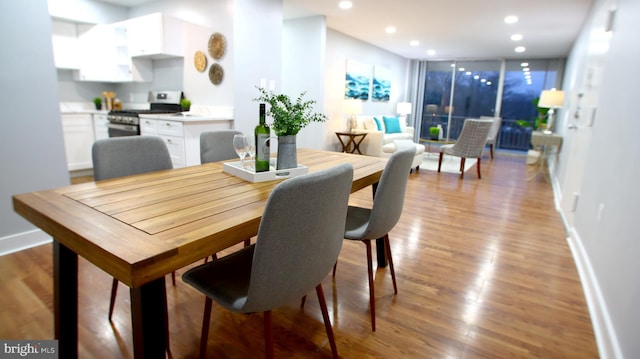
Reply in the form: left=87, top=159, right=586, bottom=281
left=354, top=115, right=424, bottom=171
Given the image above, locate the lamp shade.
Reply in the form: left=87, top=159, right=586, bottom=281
left=538, top=89, right=565, bottom=108
left=343, top=99, right=363, bottom=115
left=397, top=102, right=412, bottom=115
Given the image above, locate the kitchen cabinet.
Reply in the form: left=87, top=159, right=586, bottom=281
left=93, top=113, right=109, bottom=140
left=126, top=13, right=184, bottom=59
left=51, top=20, right=80, bottom=69
left=61, top=114, right=95, bottom=171
left=140, top=115, right=233, bottom=168
left=74, top=23, right=152, bottom=82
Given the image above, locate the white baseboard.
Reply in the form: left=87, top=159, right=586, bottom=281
left=0, top=229, right=52, bottom=256
left=566, top=229, right=623, bottom=359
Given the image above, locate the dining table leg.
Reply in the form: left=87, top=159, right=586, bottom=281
left=53, top=241, right=78, bottom=359
left=130, top=278, right=168, bottom=358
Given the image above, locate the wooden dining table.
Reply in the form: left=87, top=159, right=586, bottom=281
left=12, top=149, right=388, bottom=359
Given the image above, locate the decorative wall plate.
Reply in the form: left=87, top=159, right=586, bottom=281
left=209, top=63, right=224, bottom=85
left=208, top=32, right=226, bottom=60
left=194, top=50, right=207, bottom=72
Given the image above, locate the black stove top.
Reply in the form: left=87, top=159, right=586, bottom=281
left=107, top=102, right=182, bottom=124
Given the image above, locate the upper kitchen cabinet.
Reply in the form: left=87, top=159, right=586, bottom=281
left=74, top=23, right=152, bottom=82
left=126, top=13, right=184, bottom=59
left=51, top=20, right=80, bottom=69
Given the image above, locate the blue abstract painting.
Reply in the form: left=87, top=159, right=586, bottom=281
left=372, top=66, right=391, bottom=102
left=345, top=60, right=371, bottom=100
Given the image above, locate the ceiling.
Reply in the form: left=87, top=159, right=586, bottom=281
left=97, top=0, right=594, bottom=60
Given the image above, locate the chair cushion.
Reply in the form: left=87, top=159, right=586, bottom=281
left=383, top=116, right=402, bottom=134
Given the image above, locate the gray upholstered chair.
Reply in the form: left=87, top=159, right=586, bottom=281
left=182, top=164, right=354, bottom=359
left=438, top=118, right=493, bottom=179
left=482, top=116, right=502, bottom=159
left=200, top=130, right=242, bottom=164
left=92, top=136, right=174, bottom=352
left=200, top=129, right=251, bottom=251
left=335, top=145, right=415, bottom=331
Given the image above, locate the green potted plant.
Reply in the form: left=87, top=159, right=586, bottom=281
left=429, top=126, right=440, bottom=140
left=93, top=97, right=102, bottom=110
left=254, top=87, right=327, bottom=169
left=180, top=98, right=191, bottom=112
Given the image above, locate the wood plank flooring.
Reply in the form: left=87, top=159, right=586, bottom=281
left=1, top=154, right=598, bottom=358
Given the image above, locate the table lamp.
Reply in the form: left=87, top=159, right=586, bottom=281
left=397, top=102, right=412, bottom=125
left=538, top=89, right=565, bottom=134
left=343, top=99, right=363, bottom=132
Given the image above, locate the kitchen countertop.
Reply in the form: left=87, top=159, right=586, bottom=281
left=138, top=113, right=233, bottom=122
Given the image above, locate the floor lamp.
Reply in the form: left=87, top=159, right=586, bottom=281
left=538, top=89, right=565, bottom=134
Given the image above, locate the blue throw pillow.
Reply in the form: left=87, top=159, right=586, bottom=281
left=383, top=116, right=402, bottom=134
left=373, top=117, right=383, bottom=131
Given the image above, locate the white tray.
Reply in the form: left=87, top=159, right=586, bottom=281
left=223, top=161, right=308, bottom=183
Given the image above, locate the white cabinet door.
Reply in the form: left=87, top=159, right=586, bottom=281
left=62, top=114, right=95, bottom=171
left=51, top=20, right=80, bottom=69
left=93, top=113, right=109, bottom=140
left=127, top=13, right=183, bottom=58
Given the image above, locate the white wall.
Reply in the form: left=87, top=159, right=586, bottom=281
left=557, top=0, right=640, bottom=357
left=0, top=1, right=70, bottom=254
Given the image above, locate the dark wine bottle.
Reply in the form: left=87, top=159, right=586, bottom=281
left=254, top=104, right=270, bottom=172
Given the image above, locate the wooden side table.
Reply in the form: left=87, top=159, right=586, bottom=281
left=336, top=132, right=367, bottom=154
left=528, top=131, right=563, bottom=181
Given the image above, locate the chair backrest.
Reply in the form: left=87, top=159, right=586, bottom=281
left=241, top=163, right=354, bottom=313
left=482, top=116, right=502, bottom=144
left=200, top=130, right=242, bottom=164
left=449, top=118, right=494, bottom=158
left=362, top=145, right=415, bottom=240
left=92, top=136, right=173, bottom=181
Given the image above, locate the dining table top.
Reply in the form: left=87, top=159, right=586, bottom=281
left=13, top=149, right=387, bottom=288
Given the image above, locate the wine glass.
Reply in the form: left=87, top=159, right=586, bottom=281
left=246, top=139, right=256, bottom=169
left=233, top=134, right=248, bottom=167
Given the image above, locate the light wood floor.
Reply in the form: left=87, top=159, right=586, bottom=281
left=1, top=154, right=598, bottom=358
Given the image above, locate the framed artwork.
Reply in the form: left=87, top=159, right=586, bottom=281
left=345, top=60, right=371, bottom=100
left=372, top=66, right=391, bottom=102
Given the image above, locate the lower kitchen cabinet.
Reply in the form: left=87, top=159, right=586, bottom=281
left=139, top=116, right=233, bottom=168
left=61, top=113, right=94, bottom=171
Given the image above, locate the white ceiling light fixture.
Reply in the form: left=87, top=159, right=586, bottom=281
left=427, top=49, right=436, bottom=56
left=338, top=1, right=352, bottom=10
left=511, top=34, right=523, bottom=41
left=410, top=40, right=420, bottom=46
left=385, top=26, right=397, bottom=34
left=504, top=15, right=518, bottom=24
left=515, top=46, right=526, bottom=53
left=521, top=62, right=529, bottom=67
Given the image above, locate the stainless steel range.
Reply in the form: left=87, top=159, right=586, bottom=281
left=107, top=91, right=183, bottom=137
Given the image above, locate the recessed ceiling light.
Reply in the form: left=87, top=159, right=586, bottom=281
left=486, top=81, right=492, bottom=85
left=521, top=62, right=529, bottom=67
left=515, top=46, right=526, bottom=53
left=338, top=1, right=352, bottom=10
left=511, top=34, right=523, bottom=41
left=522, top=67, right=530, bottom=72
left=427, top=49, right=436, bottom=56
left=385, top=26, right=396, bottom=34
left=458, top=67, right=465, bottom=71
left=410, top=40, right=420, bottom=46
left=504, top=15, right=518, bottom=24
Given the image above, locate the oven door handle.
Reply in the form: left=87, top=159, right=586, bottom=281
left=106, top=123, right=138, bottom=132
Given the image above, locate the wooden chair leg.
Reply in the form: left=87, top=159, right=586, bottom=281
left=244, top=238, right=251, bottom=247
left=264, top=310, right=274, bottom=359
left=332, top=261, right=337, bottom=277
left=108, top=278, right=118, bottom=320
left=460, top=158, right=466, bottom=179
left=490, top=144, right=494, bottom=159
left=384, top=235, right=398, bottom=295
left=316, top=284, right=339, bottom=359
left=171, top=271, right=176, bottom=286
left=437, top=152, right=444, bottom=172
left=199, top=297, right=213, bottom=359
left=300, top=295, right=306, bottom=308
left=363, top=240, right=376, bottom=331
left=477, top=157, right=482, bottom=179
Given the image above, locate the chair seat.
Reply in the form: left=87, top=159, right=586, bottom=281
left=344, top=206, right=373, bottom=240
left=183, top=245, right=255, bottom=312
